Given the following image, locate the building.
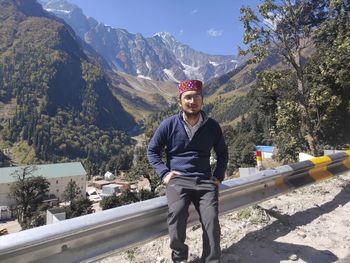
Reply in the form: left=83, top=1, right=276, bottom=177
left=256, top=145, right=275, bottom=159
left=91, top=180, right=110, bottom=190
left=0, top=162, right=87, bottom=207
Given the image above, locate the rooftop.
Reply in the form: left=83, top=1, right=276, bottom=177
left=256, top=145, right=275, bottom=153
left=0, top=162, right=86, bottom=183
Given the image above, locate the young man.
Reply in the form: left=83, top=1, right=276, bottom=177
left=147, top=79, right=228, bottom=263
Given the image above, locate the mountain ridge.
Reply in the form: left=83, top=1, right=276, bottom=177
left=0, top=0, right=136, bottom=172
left=42, top=0, right=241, bottom=82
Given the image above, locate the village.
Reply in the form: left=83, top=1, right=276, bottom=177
left=0, top=161, right=151, bottom=234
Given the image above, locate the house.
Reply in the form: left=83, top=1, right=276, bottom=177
left=0, top=162, right=87, bottom=207
left=255, top=145, right=276, bottom=159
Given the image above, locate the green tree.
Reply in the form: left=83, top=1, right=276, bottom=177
left=65, top=198, right=94, bottom=218
left=307, top=0, right=350, bottom=147
left=118, top=189, right=139, bottom=204
left=126, top=146, right=162, bottom=195
left=61, top=181, right=93, bottom=219
left=9, top=166, right=50, bottom=229
left=240, top=0, right=329, bottom=156
left=137, top=189, right=156, bottom=201
left=99, top=190, right=142, bottom=211
left=106, top=148, right=134, bottom=176
left=100, top=195, right=120, bottom=210
left=222, top=115, right=261, bottom=173
left=62, top=181, right=82, bottom=203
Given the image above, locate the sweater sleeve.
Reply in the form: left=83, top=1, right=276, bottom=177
left=212, top=123, right=228, bottom=181
left=147, top=121, right=170, bottom=179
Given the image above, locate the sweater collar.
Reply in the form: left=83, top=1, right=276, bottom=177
left=178, top=111, right=208, bottom=124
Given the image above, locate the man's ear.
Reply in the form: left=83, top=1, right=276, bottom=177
left=177, top=95, right=182, bottom=107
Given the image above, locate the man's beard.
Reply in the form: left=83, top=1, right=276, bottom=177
left=182, top=108, right=201, bottom=116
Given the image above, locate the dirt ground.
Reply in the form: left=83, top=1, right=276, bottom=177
left=0, top=219, right=21, bottom=234
left=98, top=172, right=350, bottom=263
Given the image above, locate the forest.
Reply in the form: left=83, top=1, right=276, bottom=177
left=0, top=0, right=349, bottom=179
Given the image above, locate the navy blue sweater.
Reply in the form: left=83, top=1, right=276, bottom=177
left=147, top=112, right=228, bottom=181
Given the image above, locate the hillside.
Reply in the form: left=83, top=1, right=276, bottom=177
left=107, top=71, right=178, bottom=121
left=41, top=0, right=239, bottom=82
left=203, top=53, right=282, bottom=126
left=0, top=0, right=136, bottom=172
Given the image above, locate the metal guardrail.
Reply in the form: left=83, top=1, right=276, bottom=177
left=0, top=150, right=349, bottom=263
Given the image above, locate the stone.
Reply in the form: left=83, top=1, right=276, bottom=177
left=156, top=256, right=165, bottom=263
left=297, top=230, right=307, bottom=238
left=289, top=254, right=298, bottom=261
left=191, top=224, right=201, bottom=231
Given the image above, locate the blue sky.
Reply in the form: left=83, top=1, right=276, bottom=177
left=66, top=0, right=261, bottom=56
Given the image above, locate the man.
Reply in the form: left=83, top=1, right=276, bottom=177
left=147, top=79, right=228, bottom=263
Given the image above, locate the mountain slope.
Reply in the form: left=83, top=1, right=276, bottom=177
left=42, top=0, right=239, bottom=82
left=0, top=0, right=136, bottom=171
left=107, top=70, right=178, bottom=121
left=202, top=53, right=282, bottom=126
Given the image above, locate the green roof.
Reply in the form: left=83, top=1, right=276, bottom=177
left=0, top=162, right=86, bottom=184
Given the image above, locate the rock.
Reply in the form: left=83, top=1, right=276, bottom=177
left=191, top=224, right=201, bottom=231
left=156, top=256, right=165, bottom=263
left=297, top=230, right=307, bottom=238
left=222, top=243, right=229, bottom=250
left=289, top=254, right=298, bottom=261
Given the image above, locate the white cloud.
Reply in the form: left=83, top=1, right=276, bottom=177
left=207, top=28, right=223, bottom=37
left=191, top=9, right=198, bottom=15
left=179, top=29, right=184, bottom=36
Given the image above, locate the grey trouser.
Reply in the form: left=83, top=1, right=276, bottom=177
left=166, top=176, right=221, bottom=263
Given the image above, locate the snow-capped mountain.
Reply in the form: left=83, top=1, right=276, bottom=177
left=42, top=0, right=239, bottom=82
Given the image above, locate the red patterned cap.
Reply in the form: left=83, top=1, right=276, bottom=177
left=178, top=80, right=202, bottom=94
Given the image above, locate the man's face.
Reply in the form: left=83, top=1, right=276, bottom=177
left=178, top=90, right=203, bottom=116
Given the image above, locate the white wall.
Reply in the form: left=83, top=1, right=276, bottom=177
left=47, top=175, right=86, bottom=200
left=0, top=183, right=15, bottom=206
left=0, top=175, right=86, bottom=207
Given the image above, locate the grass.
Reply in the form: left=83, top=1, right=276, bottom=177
left=126, top=249, right=135, bottom=260
left=237, top=205, right=271, bottom=225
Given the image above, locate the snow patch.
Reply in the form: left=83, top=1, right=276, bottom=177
left=181, top=63, right=201, bottom=80
left=209, top=61, right=219, bottom=66
left=137, top=75, right=152, bottom=80
left=163, top=69, right=179, bottom=82
left=45, top=8, right=71, bottom=14
left=146, top=61, right=151, bottom=70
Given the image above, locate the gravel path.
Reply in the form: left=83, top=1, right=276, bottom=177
left=98, top=173, right=350, bottom=263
